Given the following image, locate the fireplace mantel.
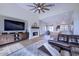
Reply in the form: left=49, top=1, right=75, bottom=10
left=31, top=27, right=39, bottom=29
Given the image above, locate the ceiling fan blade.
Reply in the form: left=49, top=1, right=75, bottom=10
left=33, top=3, right=41, bottom=7
left=27, top=5, right=35, bottom=7
left=34, top=9, right=38, bottom=13
left=33, top=3, right=38, bottom=6
left=41, top=3, right=46, bottom=6
left=38, top=10, right=41, bottom=13
left=30, top=8, right=36, bottom=10
left=43, top=8, right=50, bottom=10
left=44, top=4, right=55, bottom=7
left=41, top=9, right=45, bottom=13
left=38, top=3, right=41, bottom=6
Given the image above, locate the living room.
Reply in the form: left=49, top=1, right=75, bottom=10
left=0, top=3, right=79, bottom=56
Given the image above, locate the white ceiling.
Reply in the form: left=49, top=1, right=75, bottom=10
left=40, top=11, right=73, bottom=25
left=15, top=3, right=79, bottom=25
left=16, top=3, right=79, bottom=16
left=0, top=3, right=79, bottom=25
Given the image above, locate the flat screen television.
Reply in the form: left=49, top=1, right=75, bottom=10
left=4, top=19, right=25, bottom=31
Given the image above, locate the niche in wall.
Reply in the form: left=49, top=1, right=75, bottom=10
left=4, top=19, right=25, bottom=31
left=0, top=15, right=28, bottom=32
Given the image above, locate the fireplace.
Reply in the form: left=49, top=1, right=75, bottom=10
left=33, top=32, right=38, bottom=36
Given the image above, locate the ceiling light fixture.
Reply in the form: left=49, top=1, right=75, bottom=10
left=27, top=3, right=55, bottom=14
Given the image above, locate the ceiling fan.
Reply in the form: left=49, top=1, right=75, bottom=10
left=27, top=3, right=55, bottom=13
